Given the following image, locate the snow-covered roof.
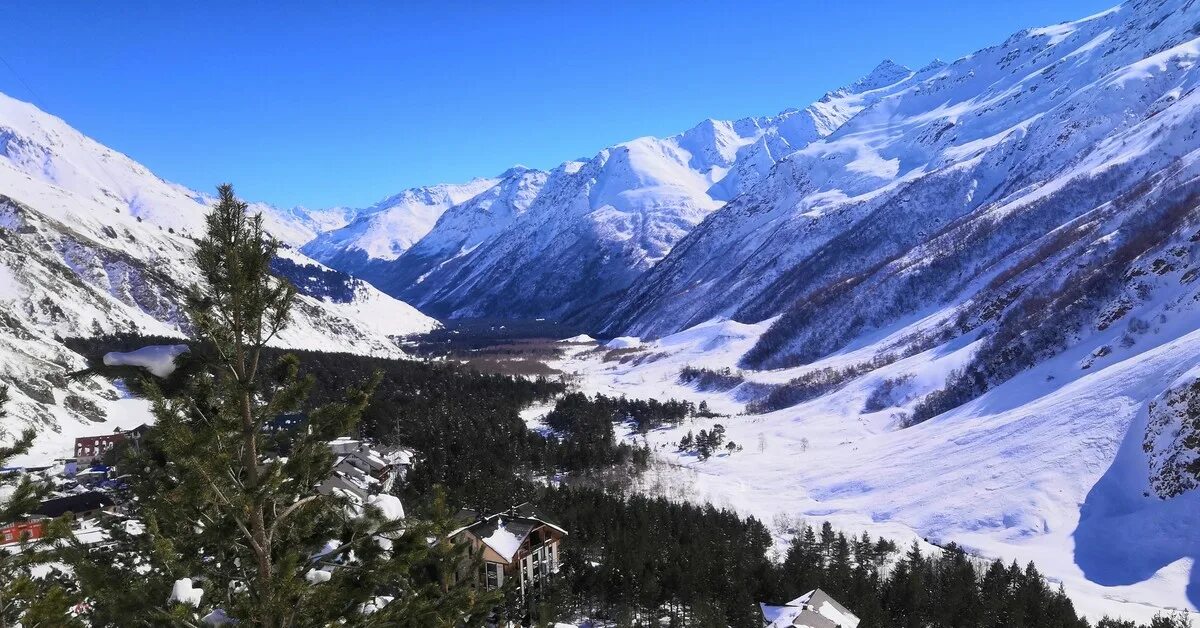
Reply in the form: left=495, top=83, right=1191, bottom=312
left=762, top=603, right=802, bottom=627
left=763, top=589, right=859, bottom=628
left=791, top=609, right=840, bottom=628
left=449, top=504, right=566, bottom=563
left=791, top=589, right=858, bottom=627
left=367, top=493, right=405, bottom=522
left=480, top=520, right=525, bottom=562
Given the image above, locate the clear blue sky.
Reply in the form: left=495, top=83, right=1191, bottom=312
left=0, top=1, right=1116, bottom=208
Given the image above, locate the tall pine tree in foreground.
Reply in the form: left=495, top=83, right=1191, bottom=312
left=70, top=185, right=491, bottom=626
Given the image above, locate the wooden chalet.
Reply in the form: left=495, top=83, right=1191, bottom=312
left=450, top=503, right=566, bottom=598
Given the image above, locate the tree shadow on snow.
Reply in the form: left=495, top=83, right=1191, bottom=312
left=1073, top=404, right=1200, bottom=607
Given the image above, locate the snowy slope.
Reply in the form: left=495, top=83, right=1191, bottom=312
left=0, top=91, right=436, bottom=456
left=303, top=64, right=915, bottom=320
left=604, top=0, right=1200, bottom=366
left=553, top=305, right=1200, bottom=622
left=529, top=1, right=1200, bottom=620
left=300, top=176, right=501, bottom=278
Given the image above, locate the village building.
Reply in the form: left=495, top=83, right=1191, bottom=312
left=33, top=491, right=116, bottom=520
left=1, top=491, right=118, bottom=547
left=449, top=504, right=566, bottom=598
left=0, top=520, right=45, bottom=544
left=761, top=588, right=860, bottom=628
left=73, top=424, right=150, bottom=464
left=317, top=438, right=414, bottom=502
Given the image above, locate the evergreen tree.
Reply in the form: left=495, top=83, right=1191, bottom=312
left=0, top=387, right=37, bottom=526
left=68, top=185, right=492, bottom=626
left=979, top=559, right=1014, bottom=628
left=0, top=386, right=82, bottom=626
left=696, top=430, right=711, bottom=459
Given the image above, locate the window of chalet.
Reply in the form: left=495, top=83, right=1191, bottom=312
left=485, top=562, right=500, bottom=590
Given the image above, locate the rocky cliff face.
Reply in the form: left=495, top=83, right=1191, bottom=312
left=1146, top=373, right=1200, bottom=499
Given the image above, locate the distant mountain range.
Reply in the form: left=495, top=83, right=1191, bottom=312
left=4, top=1, right=1200, bottom=617
left=299, top=58, right=916, bottom=320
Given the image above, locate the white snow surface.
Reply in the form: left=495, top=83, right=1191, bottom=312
left=169, top=578, right=204, bottom=607
left=103, top=344, right=189, bottom=378
left=305, top=568, right=333, bottom=584
left=553, top=311, right=1200, bottom=624
left=366, top=493, right=405, bottom=522
left=481, top=520, right=524, bottom=562
left=604, top=336, right=641, bottom=349
left=302, top=176, right=500, bottom=262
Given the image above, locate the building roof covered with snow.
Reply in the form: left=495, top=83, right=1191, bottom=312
left=450, top=503, right=567, bottom=565
left=761, top=589, right=859, bottom=628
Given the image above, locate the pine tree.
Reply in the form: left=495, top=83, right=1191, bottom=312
left=696, top=430, right=711, bottom=460
left=0, top=387, right=37, bottom=526
left=0, top=386, right=81, bottom=626
left=68, top=185, right=492, bottom=626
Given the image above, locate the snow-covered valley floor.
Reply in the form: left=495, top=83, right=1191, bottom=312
left=12, top=312, right=1200, bottom=624
left=550, top=317, right=1200, bottom=625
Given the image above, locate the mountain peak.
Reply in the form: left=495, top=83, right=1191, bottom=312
left=498, top=165, right=534, bottom=179
left=918, top=58, right=947, bottom=73
left=846, top=59, right=914, bottom=93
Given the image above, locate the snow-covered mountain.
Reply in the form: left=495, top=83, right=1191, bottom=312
left=0, top=91, right=436, bottom=445
left=543, top=0, right=1200, bottom=618
left=301, top=63, right=916, bottom=319
left=300, top=176, right=501, bottom=279
left=604, top=0, right=1200, bottom=363
left=290, top=0, right=1200, bottom=616
left=7, top=0, right=1200, bottom=617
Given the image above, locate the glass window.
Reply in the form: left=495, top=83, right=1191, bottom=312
left=485, top=562, right=499, bottom=590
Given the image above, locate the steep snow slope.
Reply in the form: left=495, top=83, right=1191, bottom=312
left=554, top=305, right=1200, bottom=622
left=605, top=0, right=1200, bottom=374
left=376, top=166, right=549, bottom=295
left=0, top=91, right=436, bottom=455
left=337, top=67, right=916, bottom=320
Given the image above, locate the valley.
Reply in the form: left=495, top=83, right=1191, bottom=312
left=3, top=0, right=1200, bottom=624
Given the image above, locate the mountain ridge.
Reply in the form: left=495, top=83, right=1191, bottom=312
left=0, top=89, right=437, bottom=449
left=300, top=59, right=918, bottom=320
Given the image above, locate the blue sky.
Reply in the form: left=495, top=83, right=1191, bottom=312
left=0, top=1, right=1115, bottom=208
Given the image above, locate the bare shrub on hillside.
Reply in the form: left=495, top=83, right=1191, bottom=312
left=862, top=373, right=916, bottom=413
left=678, top=365, right=746, bottom=391
left=912, top=185, right=1200, bottom=424
left=747, top=353, right=901, bottom=414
